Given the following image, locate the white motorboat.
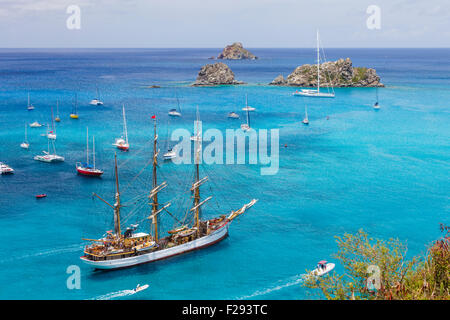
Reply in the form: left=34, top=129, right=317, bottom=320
left=228, top=112, right=239, bottom=119
left=168, top=109, right=181, bottom=117
left=163, top=148, right=176, bottom=160
left=309, top=260, right=335, bottom=277
left=293, top=30, right=335, bottom=98
left=29, top=122, right=42, bottom=128
left=134, top=284, right=149, bottom=293
left=0, top=162, right=14, bottom=174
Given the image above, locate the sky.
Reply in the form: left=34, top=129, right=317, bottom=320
left=0, top=0, right=449, bottom=48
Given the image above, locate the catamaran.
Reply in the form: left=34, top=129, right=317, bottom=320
left=21, top=123, right=30, bottom=149
left=34, top=136, right=64, bottom=163
left=27, top=93, right=35, bottom=110
left=55, top=100, right=61, bottom=122
left=70, top=94, right=79, bottom=119
left=302, top=105, right=309, bottom=125
left=293, top=30, right=335, bottom=98
left=80, top=116, right=257, bottom=270
left=0, top=162, right=14, bottom=174
left=90, top=87, right=104, bottom=106
left=76, top=127, right=104, bottom=177
left=113, top=105, right=130, bottom=151
left=240, top=105, right=251, bottom=131
left=242, top=94, right=255, bottom=111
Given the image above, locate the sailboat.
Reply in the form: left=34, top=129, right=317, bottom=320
left=293, top=30, right=335, bottom=98
left=190, top=106, right=202, bottom=142
left=240, top=105, right=251, bottom=131
left=113, top=105, right=130, bottom=151
left=55, top=100, right=61, bottom=122
left=90, top=87, right=104, bottom=106
left=34, top=136, right=64, bottom=163
left=70, top=94, right=79, bottom=119
left=76, top=127, right=104, bottom=177
left=27, top=93, right=35, bottom=110
left=242, top=94, right=255, bottom=111
left=302, top=105, right=309, bottom=125
left=163, top=120, right=177, bottom=160
left=29, top=122, right=43, bottom=128
left=168, top=95, right=182, bottom=117
left=373, top=87, right=380, bottom=110
left=20, top=123, right=30, bottom=149
left=47, top=107, right=57, bottom=140
left=80, top=116, right=257, bottom=270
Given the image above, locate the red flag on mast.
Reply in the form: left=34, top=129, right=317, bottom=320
left=151, top=115, right=156, bottom=119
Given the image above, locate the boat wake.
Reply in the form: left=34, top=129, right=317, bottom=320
left=91, top=289, right=137, bottom=300
left=0, top=244, right=84, bottom=264
left=236, top=274, right=306, bottom=300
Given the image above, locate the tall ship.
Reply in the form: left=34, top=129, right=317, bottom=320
left=81, top=116, right=257, bottom=270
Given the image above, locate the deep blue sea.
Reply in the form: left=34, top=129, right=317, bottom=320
left=0, top=48, right=448, bottom=299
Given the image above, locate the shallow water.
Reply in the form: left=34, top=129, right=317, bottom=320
left=0, top=48, right=448, bottom=299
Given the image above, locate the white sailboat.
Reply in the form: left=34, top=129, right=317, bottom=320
left=163, top=120, right=177, bottom=160
left=293, top=30, right=335, bottom=98
left=34, top=136, right=64, bottom=163
left=302, top=105, right=309, bottom=125
left=27, top=93, right=35, bottom=110
left=113, top=105, right=130, bottom=151
left=90, top=87, right=104, bottom=106
left=190, top=106, right=202, bottom=142
left=168, top=95, right=182, bottom=117
left=373, top=87, right=380, bottom=110
left=240, top=105, right=251, bottom=131
left=242, top=94, right=255, bottom=111
left=47, top=107, right=57, bottom=140
left=20, top=123, right=30, bottom=149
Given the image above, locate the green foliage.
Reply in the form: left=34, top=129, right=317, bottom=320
left=303, top=226, right=450, bottom=300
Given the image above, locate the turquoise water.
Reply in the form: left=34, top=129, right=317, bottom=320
left=0, top=48, right=449, bottom=299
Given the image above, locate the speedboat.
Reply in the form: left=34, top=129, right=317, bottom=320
left=29, top=122, right=43, bottom=128
left=34, top=151, right=65, bottom=163
left=163, top=148, right=176, bottom=160
left=36, top=194, right=47, bottom=199
left=134, top=284, right=149, bottom=293
left=309, top=260, right=335, bottom=277
left=0, top=162, right=14, bottom=174
left=89, top=99, right=103, bottom=106
left=228, top=112, right=239, bottom=119
left=168, top=109, right=181, bottom=117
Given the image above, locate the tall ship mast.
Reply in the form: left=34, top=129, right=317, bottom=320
left=81, top=115, right=257, bottom=270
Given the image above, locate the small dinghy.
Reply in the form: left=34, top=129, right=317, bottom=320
left=309, top=260, right=335, bottom=277
left=228, top=112, right=239, bottom=119
left=36, top=194, right=47, bottom=199
left=133, top=284, right=149, bottom=293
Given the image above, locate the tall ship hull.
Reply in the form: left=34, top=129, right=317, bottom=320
left=81, top=223, right=229, bottom=270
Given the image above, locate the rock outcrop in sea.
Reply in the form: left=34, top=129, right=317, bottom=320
left=269, top=58, right=383, bottom=87
left=217, top=42, right=257, bottom=60
left=192, top=62, right=244, bottom=86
